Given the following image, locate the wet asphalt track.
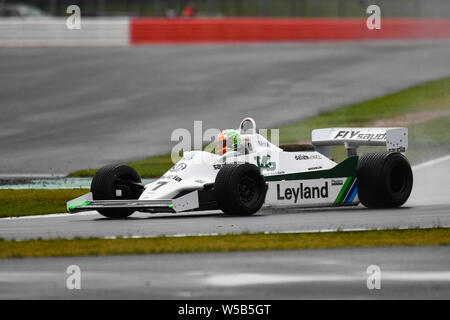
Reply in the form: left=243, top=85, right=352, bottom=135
left=1, top=246, right=450, bottom=299
left=1, top=40, right=450, bottom=174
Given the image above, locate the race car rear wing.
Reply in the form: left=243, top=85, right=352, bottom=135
left=67, top=191, right=200, bottom=214
left=311, top=127, right=408, bottom=157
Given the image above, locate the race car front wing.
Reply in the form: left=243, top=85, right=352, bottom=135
left=67, top=190, right=201, bottom=214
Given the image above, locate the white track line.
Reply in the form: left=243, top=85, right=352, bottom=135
left=412, top=154, right=450, bottom=170
left=0, top=173, right=67, bottom=178
left=101, top=225, right=450, bottom=240
left=205, top=271, right=450, bottom=286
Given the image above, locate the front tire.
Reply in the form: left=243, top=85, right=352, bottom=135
left=357, top=151, right=413, bottom=208
left=91, top=163, right=142, bottom=218
left=214, top=163, right=266, bottom=216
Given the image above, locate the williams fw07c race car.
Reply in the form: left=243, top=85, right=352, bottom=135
left=67, top=117, right=413, bottom=218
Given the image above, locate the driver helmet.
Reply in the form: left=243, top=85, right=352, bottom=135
left=217, top=129, right=242, bottom=155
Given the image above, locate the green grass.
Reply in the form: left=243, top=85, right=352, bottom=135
left=68, top=76, right=450, bottom=178
left=279, top=76, right=450, bottom=145
left=0, top=189, right=88, bottom=218
left=1, top=228, right=449, bottom=259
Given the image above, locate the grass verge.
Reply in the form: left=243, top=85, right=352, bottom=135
left=0, top=189, right=88, bottom=218
left=1, top=228, right=449, bottom=259
left=68, top=76, right=450, bottom=178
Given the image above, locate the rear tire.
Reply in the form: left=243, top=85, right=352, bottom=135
left=357, top=151, right=413, bottom=208
left=214, top=163, right=266, bottom=216
left=91, top=163, right=142, bottom=218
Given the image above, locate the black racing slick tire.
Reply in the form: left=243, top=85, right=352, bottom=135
left=214, top=163, right=266, bottom=216
left=90, top=163, right=142, bottom=219
left=357, top=151, right=413, bottom=208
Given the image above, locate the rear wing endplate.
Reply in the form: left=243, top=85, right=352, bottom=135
left=312, top=127, right=408, bottom=157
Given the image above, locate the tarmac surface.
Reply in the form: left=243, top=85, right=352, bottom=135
left=1, top=246, right=449, bottom=299
left=1, top=40, right=450, bottom=174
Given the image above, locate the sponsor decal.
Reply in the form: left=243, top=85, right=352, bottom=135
left=170, top=163, right=187, bottom=172
left=334, top=130, right=386, bottom=141
left=254, top=155, right=277, bottom=171
left=162, top=174, right=182, bottom=182
left=308, top=166, right=322, bottom=171
left=257, top=138, right=270, bottom=147
left=331, top=179, right=344, bottom=186
left=388, top=147, right=406, bottom=153
left=295, top=154, right=309, bottom=160
left=295, top=154, right=322, bottom=160
left=213, top=164, right=224, bottom=170
left=277, top=182, right=329, bottom=202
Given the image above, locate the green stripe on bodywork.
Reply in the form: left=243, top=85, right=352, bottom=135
left=334, top=176, right=354, bottom=204
left=69, top=201, right=91, bottom=211
left=265, top=156, right=358, bottom=182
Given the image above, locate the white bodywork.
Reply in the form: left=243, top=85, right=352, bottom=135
left=312, top=127, right=408, bottom=157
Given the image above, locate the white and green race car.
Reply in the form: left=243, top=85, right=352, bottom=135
left=67, top=117, right=413, bottom=218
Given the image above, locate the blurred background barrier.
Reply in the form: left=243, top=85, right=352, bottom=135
left=1, top=17, right=449, bottom=46
left=0, top=18, right=128, bottom=46
left=130, top=18, right=450, bottom=43
left=0, top=0, right=449, bottom=18
left=0, top=0, right=449, bottom=46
